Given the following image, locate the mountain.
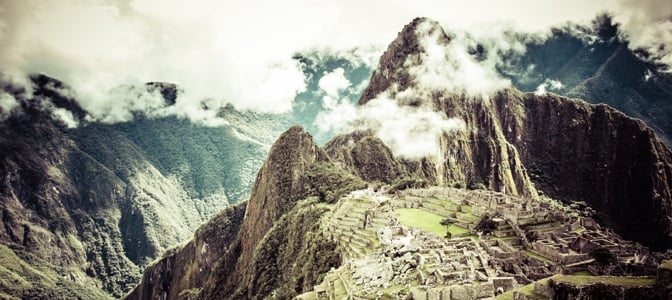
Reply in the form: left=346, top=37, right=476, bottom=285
left=0, top=75, right=290, bottom=298
left=501, top=14, right=672, bottom=144
left=126, top=18, right=672, bottom=300
left=127, top=126, right=358, bottom=300
left=359, top=17, right=672, bottom=249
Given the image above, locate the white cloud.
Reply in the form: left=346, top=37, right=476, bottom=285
left=0, top=91, right=19, bottom=116
left=51, top=107, right=79, bottom=128
left=0, top=0, right=633, bottom=124
left=315, top=101, right=358, bottom=133
left=358, top=95, right=465, bottom=159
left=534, top=79, right=564, bottom=95
left=615, top=0, right=672, bottom=70
left=317, top=68, right=353, bottom=118
left=407, top=21, right=512, bottom=97
left=318, top=68, right=351, bottom=100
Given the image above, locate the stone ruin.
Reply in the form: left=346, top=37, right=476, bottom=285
left=301, top=186, right=662, bottom=300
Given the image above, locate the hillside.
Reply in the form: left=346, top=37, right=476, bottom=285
left=0, top=75, right=287, bottom=298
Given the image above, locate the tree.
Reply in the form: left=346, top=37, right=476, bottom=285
left=475, top=215, right=497, bottom=235
left=440, top=218, right=453, bottom=239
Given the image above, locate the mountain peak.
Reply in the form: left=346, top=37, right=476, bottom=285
left=359, top=17, right=451, bottom=105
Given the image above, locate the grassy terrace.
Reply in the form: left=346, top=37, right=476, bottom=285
left=494, top=278, right=551, bottom=300
left=396, top=208, right=445, bottom=236
left=523, top=250, right=556, bottom=265
left=396, top=208, right=470, bottom=237
left=494, top=275, right=656, bottom=300
left=572, top=270, right=594, bottom=276
left=552, top=275, right=656, bottom=287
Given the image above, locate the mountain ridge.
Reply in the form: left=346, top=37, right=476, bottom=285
left=0, top=76, right=287, bottom=298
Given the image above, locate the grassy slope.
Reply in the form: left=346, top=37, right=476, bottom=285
left=0, top=245, right=112, bottom=300
left=395, top=208, right=470, bottom=237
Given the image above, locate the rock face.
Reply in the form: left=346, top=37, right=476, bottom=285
left=358, top=17, right=672, bottom=248
left=233, top=126, right=329, bottom=295
left=324, top=131, right=404, bottom=184
left=501, top=92, right=672, bottom=248
left=0, top=75, right=282, bottom=298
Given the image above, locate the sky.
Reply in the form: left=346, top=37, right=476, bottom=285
left=0, top=0, right=670, bottom=154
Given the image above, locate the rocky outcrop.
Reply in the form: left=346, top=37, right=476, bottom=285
left=233, top=126, right=328, bottom=294
left=325, top=131, right=405, bottom=184
left=358, top=17, right=672, bottom=248
left=504, top=91, right=672, bottom=248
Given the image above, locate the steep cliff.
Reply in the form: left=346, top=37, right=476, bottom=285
left=125, top=203, right=247, bottom=300
left=358, top=17, right=672, bottom=248
left=0, top=75, right=281, bottom=298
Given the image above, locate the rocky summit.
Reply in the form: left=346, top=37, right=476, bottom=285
left=123, top=18, right=672, bottom=300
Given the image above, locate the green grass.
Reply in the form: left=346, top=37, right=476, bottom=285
left=523, top=250, right=556, bottom=265
left=495, top=275, right=656, bottom=300
left=660, top=260, right=672, bottom=270
left=572, top=270, right=594, bottom=276
left=448, top=224, right=471, bottom=236
left=495, top=278, right=551, bottom=300
left=553, top=275, right=656, bottom=287
left=572, top=227, right=586, bottom=233
left=396, top=208, right=446, bottom=237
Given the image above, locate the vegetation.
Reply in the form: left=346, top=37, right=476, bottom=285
left=475, top=215, right=498, bottom=235
left=440, top=219, right=453, bottom=238
left=396, top=208, right=446, bottom=237
left=0, top=245, right=113, bottom=299
left=523, top=250, right=556, bottom=265
left=660, top=260, right=672, bottom=270
left=589, top=247, right=616, bottom=266
left=572, top=270, right=594, bottom=276
left=302, top=162, right=367, bottom=203
left=388, top=176, right=428, bottom=193
left=551, top=275, right=656, bottom=287
left=244, top=199, right=341, bottom=299
left=447, top=224, right=471, bottom=236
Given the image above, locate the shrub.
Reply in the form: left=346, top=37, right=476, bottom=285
left=301, top=163, right=367, bottom=203
left=475, top=215, right=497, bottom=235
left=388, top=177, right=428, bottom=194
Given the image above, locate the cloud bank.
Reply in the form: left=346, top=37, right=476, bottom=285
left=615, top=0, right=672, bottom=69
left=3, top=0, right=661, bottom=124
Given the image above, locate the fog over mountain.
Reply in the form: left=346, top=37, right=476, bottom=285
left=1, top=0, right=672, bottom=299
